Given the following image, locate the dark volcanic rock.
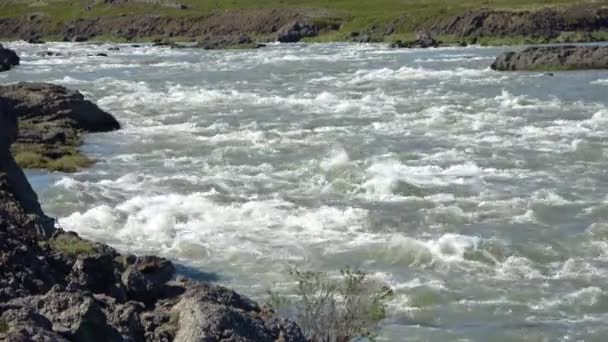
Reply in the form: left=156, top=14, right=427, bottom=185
left=0, top=44, right=20, bottom=72
left=0, top=82, right=120, bottom=132
left=0, top=82, right=120, bottom=171
left=277, top=20, right=319, bottom=43
left=491, top=45, right=608, bottom=71
left=391, top=31, right=441, bottom=48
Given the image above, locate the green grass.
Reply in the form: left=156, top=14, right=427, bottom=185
left=2, top=0, right=606, bottom=42
left=0, top=319, right=7, bottom=334
left=45, top=233, right=98, bottom=256
left=12, top=144, right=93, bottom=172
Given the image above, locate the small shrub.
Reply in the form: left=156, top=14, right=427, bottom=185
left=268, top=268, right=393, bottom=342
left=0, top=319, right=8, bottom=333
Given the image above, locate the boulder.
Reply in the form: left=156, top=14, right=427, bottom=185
left=67, top=254, right=126, bottom=301
left=171, top=284, right=306, bottom=342
left=491, top=45, right=608, bottom=71
left=122, top=256, right=175, bottom=304
left=0, top=45, right=19, bottom=72
left=0, top=82, right=120, bottom=132
left=7, top=290, right=122, bottom=342
left=277, top=21, right=319, bottom=43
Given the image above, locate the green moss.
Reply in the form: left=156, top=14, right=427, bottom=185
left=47, top=233, right=98, bottom=256
left=46, top=154, right=94, bottom=172
left=12, top=145, right=93, bottom=172
left=0, top=319, right=8, bottom=334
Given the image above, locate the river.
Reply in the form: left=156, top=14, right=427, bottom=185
left=3, top=41, right=608, bottom=341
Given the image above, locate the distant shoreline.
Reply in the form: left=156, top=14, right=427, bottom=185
left=1, top=1, right=608, bottom=47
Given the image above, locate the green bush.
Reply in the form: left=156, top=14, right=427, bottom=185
left=268, top=268, right=393, bottom=342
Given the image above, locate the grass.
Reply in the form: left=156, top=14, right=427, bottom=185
left=0, top=319, right=7, bottom=334
left=1, top=0, right=607, bottom=43
left=44, top=233, right=98, bottom=256
left=12, top=143, right=93, bottom=172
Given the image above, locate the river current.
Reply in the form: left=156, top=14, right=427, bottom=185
left=3, top=41, right=608, bottom=341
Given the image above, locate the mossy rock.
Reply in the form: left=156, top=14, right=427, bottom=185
left=12, top=143, right=93, bottom=172
left=45, top=233, right=99, bottom=256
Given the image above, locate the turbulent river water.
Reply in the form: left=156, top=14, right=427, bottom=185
left=3, top=41, right=608, bottom=341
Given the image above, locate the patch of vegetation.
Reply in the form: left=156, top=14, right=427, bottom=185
left=0, top=319, right=8, bottom=334
left=1, top=0, right=606, bottom=43
left=46, top=233, right=98, bottom=256
left=268, top=268, right=393, bottom=341
left=12, top=144, right=93, bottom=172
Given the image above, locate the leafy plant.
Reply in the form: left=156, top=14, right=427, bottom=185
left=268, top=268, right=393, bottom=342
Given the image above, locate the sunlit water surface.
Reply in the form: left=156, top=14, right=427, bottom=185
left=4, top=41, right=608, bottom=341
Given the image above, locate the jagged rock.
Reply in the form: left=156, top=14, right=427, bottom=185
left=1, top=326, right=70, bottom=342
left=0, top=82, right=120, bottom=132
left=0, top=99, right=54, bottom=238
left=67, top=254, right=127, bottom=301
left=0, top=44, right=19, bottom=72
left=121, top=256, right=175, bottom=304
left=171, top=283, right=306, bottom=342
left=7, top=290, right=123, bottom=342
left=96, top=297, right=146, bottom=341
left=491, top=45, right=608, bottom=71
left=277, top=21, right=319, bottom=43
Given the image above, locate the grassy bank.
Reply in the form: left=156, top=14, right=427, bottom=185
left=2, top=0, right=607, bottom=43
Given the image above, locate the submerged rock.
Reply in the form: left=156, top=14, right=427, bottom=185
left=391, top=31, right=441, bottom=48
left=491, top=45, right=608, bottom=71
left=195, top=34, right=260, bottom=50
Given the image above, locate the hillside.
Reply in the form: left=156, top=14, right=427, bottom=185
left=1, top=0, right=608, bottom=44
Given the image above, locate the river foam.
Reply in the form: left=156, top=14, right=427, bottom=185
left=5, top=40, right=608, bottom=340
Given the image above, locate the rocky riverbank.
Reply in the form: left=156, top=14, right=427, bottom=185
left=1, top=3, right=608, bottom=45
left=430, top=5, right=608, bottom=44
left=0, top=99, right=305, bottom=341
left=491, top=45, right=608, bottom=71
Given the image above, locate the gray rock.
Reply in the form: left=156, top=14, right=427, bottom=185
left=171, top=283, right=306, bottom=342
left=15, top=290, right=122, bottom=342
left=67, top=254, right=126, bottom=301
left=122, top=256, right=175, bottom=304
left=0, top=82, right=120, bottom=132
left=491, top=45, right=608, bottom=71
left=277, top=21, right=319, bottom=43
